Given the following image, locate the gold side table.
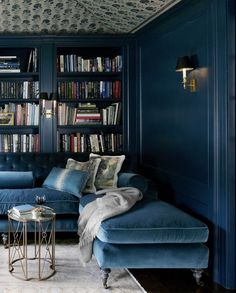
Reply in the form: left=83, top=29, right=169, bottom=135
left=8, top=206, right=56, bottom=280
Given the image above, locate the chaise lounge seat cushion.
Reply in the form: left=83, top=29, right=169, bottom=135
left=0, top=187, right=79, bottom=215
left=79, top=195, right=209, bottom=244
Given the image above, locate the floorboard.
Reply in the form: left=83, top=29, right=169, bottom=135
left=130, top=269, right=235, bottom=293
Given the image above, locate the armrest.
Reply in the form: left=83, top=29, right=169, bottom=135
left=117, top=172, right=147, bottom=190
left=118, top=172, right=158, bottom=199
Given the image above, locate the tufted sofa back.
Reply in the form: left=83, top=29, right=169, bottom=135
left=0, top=153, right=133, bottom=187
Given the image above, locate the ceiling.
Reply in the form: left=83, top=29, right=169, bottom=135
left=0, top=0, right=181, bottom=35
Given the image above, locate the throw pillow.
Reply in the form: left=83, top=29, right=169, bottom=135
left=66, top=157, right=101, bottom=194
left=42, top=167, right=89, bottom=198
left=90, top=153, right=125, bottom=189
left=0, top=171, right=34, bottom=188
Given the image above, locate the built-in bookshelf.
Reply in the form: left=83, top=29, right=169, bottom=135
left=0, top=47, right=40, bottom=153
left=0, top=42, right=126, bottom=154
left=56, top=46, right=123, bottom=154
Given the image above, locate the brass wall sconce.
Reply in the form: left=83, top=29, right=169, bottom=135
left=176, top=56, right=197, bottom=92
left=40, top=92, right=57, bottom=118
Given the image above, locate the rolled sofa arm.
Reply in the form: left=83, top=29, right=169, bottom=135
left=118, top=172, right=158, bottom=199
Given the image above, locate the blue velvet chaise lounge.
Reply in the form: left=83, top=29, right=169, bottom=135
left=79, top=173, right=209, bottom=289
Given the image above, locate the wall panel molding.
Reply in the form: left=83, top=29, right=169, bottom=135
left=136, top=0, right=235, bottom=289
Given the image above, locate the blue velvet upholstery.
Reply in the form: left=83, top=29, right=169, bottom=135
left=0, top=187, right=79, bottom=215
left=117, top=172, right=148, bottom=193
left=0, top=171, right=34, bottom=188
left=80, top=196, right=208, bottom=244
left=93, top=239, right=209, bottom=269
left=43, top=167, right=89, bottom=198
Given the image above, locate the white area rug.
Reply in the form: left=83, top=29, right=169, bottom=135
left=0, top=244, right=146, bottom=293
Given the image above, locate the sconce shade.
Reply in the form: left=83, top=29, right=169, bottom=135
left=39, top=92, right=49, bottom=100
left=176, top=56, right=194, bottom=71
left=49, top=92, right=59, bottom=101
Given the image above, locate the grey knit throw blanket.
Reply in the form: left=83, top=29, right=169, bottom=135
left=78, top=187, right=143, bottom=263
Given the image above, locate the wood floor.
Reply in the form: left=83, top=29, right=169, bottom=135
left=130, top=268, right=234, bottom=293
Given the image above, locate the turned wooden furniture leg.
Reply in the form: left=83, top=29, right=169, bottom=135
left=192, top=269, right=204, bottom=286
left=1, top=233, right=8, bottom=248
left=100, top=268, right=111, bottom=289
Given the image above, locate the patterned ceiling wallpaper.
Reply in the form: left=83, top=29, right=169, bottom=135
left=0, top=0, right=181, bottom=34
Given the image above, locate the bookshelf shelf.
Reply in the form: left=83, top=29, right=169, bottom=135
left=0, top=126, right=39, bottom=134
left=0, top=72, right=39, bottom=78
left=0, top=98, right=39, bottom=103
left=58, top=98, right=120, bottom=103
left=58, top=72, right=121, bottom=78
left=57, top=125, right=122, bottom=132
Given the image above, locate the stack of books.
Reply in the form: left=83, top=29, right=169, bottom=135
left=12, top=204, right=35, bottom=217
left=75, top=106, right=102, bottom=125
left=0, top=56, right=20, bottom=73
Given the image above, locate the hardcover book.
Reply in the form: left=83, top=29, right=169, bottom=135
left=12, top=204, right=34, bottom=216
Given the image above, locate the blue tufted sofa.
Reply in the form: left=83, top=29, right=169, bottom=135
left=0, top=152, right=134, bottom=235
left=0, top=153, right=136, bottom=232
left=0, top=152, right=209, bottom=287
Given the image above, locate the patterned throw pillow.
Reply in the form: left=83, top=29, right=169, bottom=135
left=43, top=167, right=89, bottom=198
left=66, top=157, right=101, bottom=194
left=90, top=153, right=125, bottom=189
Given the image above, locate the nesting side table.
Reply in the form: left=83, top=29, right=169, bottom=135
left=8, top=206, right=56, bottom=280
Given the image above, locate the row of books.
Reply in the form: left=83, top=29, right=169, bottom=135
left=0, top=133, right=40, bottom=152
left=0, top=81, right=39, bottom=99
left=58, top=132, right=123, bottom=153
left=0, top=55, right=20, bottom=73
left=57, top=80, right=121, bottom=100
left=57, top=55, right=122, bottom=73
left=0, top=103, right=39, bottom=126
left=27, top=48, right=38, bottom=73
left=0, top=49, right=38, bottom=74
left=57, top=102, right=121, bottom=126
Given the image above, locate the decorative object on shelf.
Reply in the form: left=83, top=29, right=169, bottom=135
left=0, top=112, right=14, bottom=125
left=175, top=55, right=197, bottom=92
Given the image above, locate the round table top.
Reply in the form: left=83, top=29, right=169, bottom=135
left=8, top=205, right=56, bottom=222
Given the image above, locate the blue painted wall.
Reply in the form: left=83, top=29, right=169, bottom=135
left=135, top=0, right=235, bottom=289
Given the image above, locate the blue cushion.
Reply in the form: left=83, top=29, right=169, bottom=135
left=93, top=239, right=209, bottom=269
left=79, top=196, right=209, bottom=244
left=0, top=187, right=79, bottom=215
left=43, top=167, right=89, bottom=198
left=0, top=171, right=34, bottom=188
